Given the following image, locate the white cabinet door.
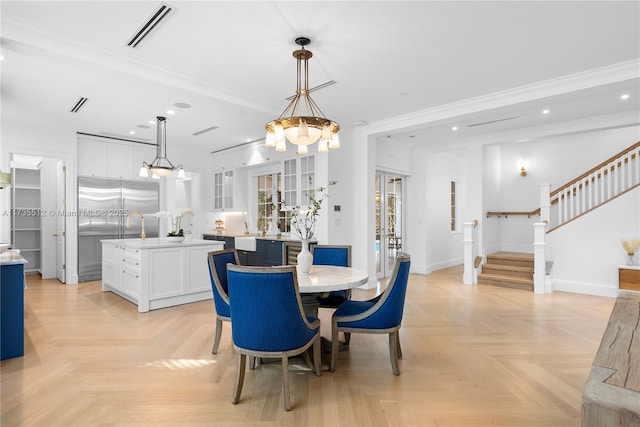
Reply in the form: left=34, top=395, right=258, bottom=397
left=212, top=170, right=234, bottom=210
left=102, top=243, right=119, bottom=290
left=185, top=246, right=213, bottom=293
left=107, top=143, right=134, bottom=179
left=78, top=139, right=108, bottom=177
left=148, top=248, right=185, bottom=299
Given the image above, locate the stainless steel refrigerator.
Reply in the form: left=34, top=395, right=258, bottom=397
left=78, top=177, right=159, bottom=282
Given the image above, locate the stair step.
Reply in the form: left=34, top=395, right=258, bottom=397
left=482, top=263, right=533, bottom=279
left=477, top=273, right=534, bottom=291
left=486, top=251, right=534, bottom=268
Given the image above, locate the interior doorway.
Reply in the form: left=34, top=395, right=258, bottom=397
left=9, top=153, right=66, bottom=282
left=375, top=172, right=404, bottom=279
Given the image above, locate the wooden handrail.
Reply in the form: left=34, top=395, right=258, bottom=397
left=486, top=141, right=639, bottom=218
left=486, top=211, right=539, bottom=218
left=551, top=141, right=639, bottom=198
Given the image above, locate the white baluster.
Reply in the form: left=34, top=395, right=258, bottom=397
left=463, top=222, right=475, bottom=285
left=533, top=222, right=547, bottom=294
left=635, top=148, right=640, bottom=184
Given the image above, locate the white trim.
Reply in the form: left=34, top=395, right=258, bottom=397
left=359, top=60, right=640, bottom=137
left=551, top=279, right=618, bottom=298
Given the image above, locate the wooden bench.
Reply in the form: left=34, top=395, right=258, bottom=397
left=582, top=290, right=640, bottom=426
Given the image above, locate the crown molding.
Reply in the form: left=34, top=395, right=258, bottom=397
left=363, top=59, right=640, bottom=136
left=1, top=15, right=279, bottom=115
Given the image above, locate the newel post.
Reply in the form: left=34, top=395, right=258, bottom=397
left=533, top=222, right=548, bottom=294
left=463, top=220, right=478, bottom=285
left=539, top=183, right=551, bottom=224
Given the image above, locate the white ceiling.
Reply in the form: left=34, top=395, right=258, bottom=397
left=1, top=1, right=639, bottom=154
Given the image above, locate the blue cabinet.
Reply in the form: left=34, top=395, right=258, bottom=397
left=1, top=262, right=25, bottom=360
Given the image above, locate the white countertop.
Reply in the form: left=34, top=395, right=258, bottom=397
left=296, top=265, right=369, bottom=293
left=202, top=233, right=315, bottom=243
left=0, top=251, right=28, bottom=266
left=618, top=265, right=640, bottom=271
left=101, top=238, right=224, bottom=249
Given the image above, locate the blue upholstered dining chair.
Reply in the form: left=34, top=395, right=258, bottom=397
left=227, top=264, right=321, bottom=411
left=330, top=253, right=411, bottom=376
left=207, top=249, right=240, bottom=354
left=312, top=245, right=352, bottom=308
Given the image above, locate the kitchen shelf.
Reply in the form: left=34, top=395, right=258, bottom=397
left=11, top=167, right=41, bottom=274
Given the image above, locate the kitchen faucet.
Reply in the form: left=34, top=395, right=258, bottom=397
left=127, top=211, right=146, bottom=240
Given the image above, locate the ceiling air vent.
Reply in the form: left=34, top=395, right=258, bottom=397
left=192, top=125, right=219, bottom=136
left=285, top=80, right=336, bottom=101
left=468, top=116, right=522, bottom=127
left=70, top=97, right=88, bottom=113
left=126, top=2, right=174, bottom=48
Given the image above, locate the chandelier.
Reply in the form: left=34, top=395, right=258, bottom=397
left=265, top=37, right=340, bottom=155
left=140, top=116, right=183, bottom=178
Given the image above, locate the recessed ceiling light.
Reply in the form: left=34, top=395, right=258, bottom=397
left=174, top=102, right=191, bottom=109
left=0, top=54, right=4, bottom=61
left=409, top=135, right=415, bottom=138
left=620, top=94, right=630, bottom=100
left=167, top=110, right=175, bottom=115
left=149, top=120, right=155, bottom=125
left=542, top=109, right=550, bottom=114
left=129, top=131, right=135, bottom=135
left=136, top=124, right=151, bottom=129
left=452, top=126, right=458, bottom=131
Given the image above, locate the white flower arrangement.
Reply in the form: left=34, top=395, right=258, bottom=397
left=155, top=208, right=193, bottom=237
left=289, top=179, right=336, bottom=240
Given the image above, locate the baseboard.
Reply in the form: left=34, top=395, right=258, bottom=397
left=552, top=279, right=618, bottom=297
left=429, top=257, right=463, bottom=273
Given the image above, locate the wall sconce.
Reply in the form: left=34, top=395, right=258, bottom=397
left=0, top=172, right=11, bottom=189
left=518, top=160, right=528, bottom=177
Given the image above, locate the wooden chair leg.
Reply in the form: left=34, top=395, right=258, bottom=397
left=282, top=356, right=291, bottom=411
left=389, top=331, right=400, bottom=376
left=212, top=318, right=223, bottom=354
left=344, top=332, right=351, bottom=345
left=330, top=323, right=340, bottom=372
left=249, top=356, right=256, bottom=370
left=232, top=352, right=246, bottom=404
left=397, top=334, right=402, bottom=359
left=313, top=335, right=321, bottom=376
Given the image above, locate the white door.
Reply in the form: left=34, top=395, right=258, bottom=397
left=56, top=160, right=66, bottom=283
left=375, top=173, right=404, bottom=279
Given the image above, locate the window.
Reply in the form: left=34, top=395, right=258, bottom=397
left=257, top=172, right=291, bottom=234
left=450, top=180, right=461, bottom=232
left=283, top=155, right=315, bottom=208
left=257, top=174, right=274, bottom=233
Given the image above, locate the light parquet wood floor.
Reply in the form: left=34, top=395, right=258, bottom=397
left=1, top=266, right=615, bottom=426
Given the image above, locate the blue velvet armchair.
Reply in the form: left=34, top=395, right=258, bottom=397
left=312, top=245, right=352, bottom=308
left=207, top=249, right=240, bottom=354
left=227, top=264, right=321, bottom=411
left=330, top=253, right=411, bottom=375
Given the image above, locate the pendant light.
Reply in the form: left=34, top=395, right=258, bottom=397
left=265, top=37, right=340, bottom=153
left=141, top=116, right=181, bottom=177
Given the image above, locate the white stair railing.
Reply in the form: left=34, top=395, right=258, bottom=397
left=549, top=144, right=640, bottom=229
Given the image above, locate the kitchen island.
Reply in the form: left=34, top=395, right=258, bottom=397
left=102, top=238, right=224, bottom=313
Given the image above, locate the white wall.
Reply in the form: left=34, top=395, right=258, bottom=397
left=1, top=121, right=79, bottom=282
left=488, top=125, right=640, bottom=251
left=425, top=151, right=465, bottom=271
left=547, top=186, right=640, bottom=296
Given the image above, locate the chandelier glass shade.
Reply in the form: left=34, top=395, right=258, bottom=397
left=141, top=116, right=182, bottom=177
left=265, top=37, right=340, bottom=154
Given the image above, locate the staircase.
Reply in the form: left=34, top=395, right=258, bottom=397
left=478, top=252, right=534, bottom=291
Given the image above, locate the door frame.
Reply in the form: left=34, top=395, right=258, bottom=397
left=375, top=171, right=405, bottom=279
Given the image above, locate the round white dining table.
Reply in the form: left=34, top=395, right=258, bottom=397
left=296, top=265, right=369, bottom=294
